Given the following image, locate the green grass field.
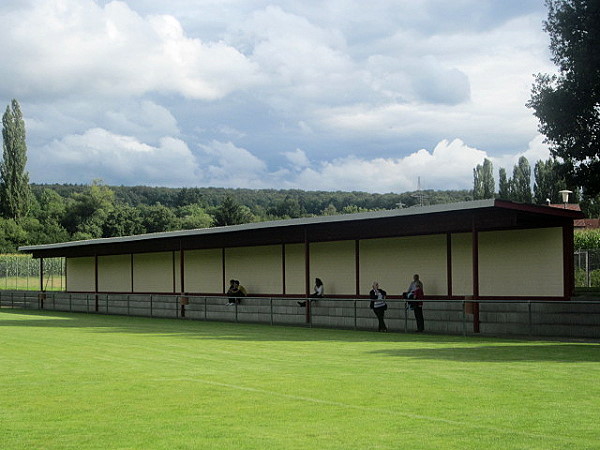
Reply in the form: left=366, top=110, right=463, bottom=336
left=1, top=310, right=599, bottom=449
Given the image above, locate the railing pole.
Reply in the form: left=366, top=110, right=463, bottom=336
left=462, top=300, right=467, bottom=336
left=528, top=301, right=532, bottom=336
left=354, top=300, right=357, bottom=330
left=270, top=298, right=273, bottom=326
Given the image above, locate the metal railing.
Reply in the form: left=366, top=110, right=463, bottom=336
left=1, top=291, right=599, bottom=339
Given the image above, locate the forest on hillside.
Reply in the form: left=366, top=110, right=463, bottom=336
left=0, top=182, right=472, bottom=253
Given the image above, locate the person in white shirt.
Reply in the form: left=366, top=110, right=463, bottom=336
left=298, top=278, right=324, bottom=307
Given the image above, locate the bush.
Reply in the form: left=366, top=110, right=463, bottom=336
left=591, top=269, right=600, bottom=288
left=574, top=229, right=600, bottom=250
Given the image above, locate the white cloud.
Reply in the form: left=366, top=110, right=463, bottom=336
left=30, top=128, right=199, bottom=186
left=191, top=138, right=490, bottom=193
left=104, top=101, right=180, bottom=139
left=492, top=134, right=551, bottom=173
left=288, top=138, right=487, bottom=192
left=283, top=148, right=310, bottom=169
left=2, top=1, right=555, bottom=194
left=0, top=0, right=262, bottom=100
left=197, top=140, right=270, bottom=188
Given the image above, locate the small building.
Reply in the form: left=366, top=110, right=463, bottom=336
left=20, top=199, right=583, bottom=300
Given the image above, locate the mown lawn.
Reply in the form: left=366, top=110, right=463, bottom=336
left=1, top=310, right=598, bottom=449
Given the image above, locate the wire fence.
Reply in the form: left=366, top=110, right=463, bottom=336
left=574, top=249, right=600, bottom=287
left=1, top=292, right=599, bottom=339
left=0, top=254, right=65, bottom=291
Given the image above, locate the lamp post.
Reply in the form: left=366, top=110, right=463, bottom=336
left=558, top=190, right=572, bottom=208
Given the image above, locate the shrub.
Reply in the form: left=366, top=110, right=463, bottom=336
left=574, top=229, right=600, bottom=250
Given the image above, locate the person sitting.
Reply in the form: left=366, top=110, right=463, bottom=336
left=226, top=279, right=246, bottom=305
left=298, top=278, right=324, bottom=307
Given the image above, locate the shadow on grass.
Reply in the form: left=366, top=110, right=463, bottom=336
left=2, top=310, right=599, bottom=361
left=369, top=345, right=600, bottom=362
left=1, top=309, right=424, bottom=343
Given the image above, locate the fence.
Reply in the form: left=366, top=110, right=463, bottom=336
left=574, top=249, right=600, bottom=287
left=2, top=291, right=599, bottom=339
left=0, top=255, right=65, bottom=291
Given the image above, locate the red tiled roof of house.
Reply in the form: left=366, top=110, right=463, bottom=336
left=548, top=203, right=582, bottom=211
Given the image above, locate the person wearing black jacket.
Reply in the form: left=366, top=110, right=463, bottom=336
left=369, top=282, right=388, bottom=332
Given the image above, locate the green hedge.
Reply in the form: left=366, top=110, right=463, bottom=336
left=575, top=229, right=600, bottom=250
left=575, top=268, right=600, bottom=288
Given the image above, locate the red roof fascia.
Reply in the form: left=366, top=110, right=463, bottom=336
left=493, top=199, right=584, bottom=219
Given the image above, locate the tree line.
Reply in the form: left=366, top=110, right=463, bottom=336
left=0, top=177, right=473, bottom=253
left=472, top=155, right=600, bottom=217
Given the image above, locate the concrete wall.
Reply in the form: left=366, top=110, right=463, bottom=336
left=133, top=252, right=175, bottom=293
left=284, top=243, right=305, bottom=296
left=451, top=233, right=473, bottom=296
left=225, top=245, right=282, bottom=295
left=184, top=248, right=222, bottom=294
left=360, top=235, right=447, bottom=296
left=479, top=228, right=563, bottom=297
left=310, top=241, right=356, bottom=296
left=98, top=255, right=131, bottom=292
left=66, top=257, right=95, bottom=292
left=62, top=227, right=565, bottom=299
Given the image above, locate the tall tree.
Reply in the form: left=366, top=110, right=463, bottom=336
left=473, top=165, right=484, bottom=200
left=498, top=167, right=511, bottom=199
left=533, top=158, right=568, bottom=204
left=0, top=99, right=31, bottom=220
left=473, top=159, right=495, bottom=200
left=481, top=158, right=495, bottom=199
left=527, top=0, right=600, bottom=196
left=512, top=156, right=533, bottom=203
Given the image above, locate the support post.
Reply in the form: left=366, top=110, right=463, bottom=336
left=471, top=218, right=480, bottom=333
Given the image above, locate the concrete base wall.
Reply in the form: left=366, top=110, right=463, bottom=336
left=1, top=291, right=598, bottom=339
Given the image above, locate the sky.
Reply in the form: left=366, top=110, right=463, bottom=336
left=0, top=0, right=557, bottom=193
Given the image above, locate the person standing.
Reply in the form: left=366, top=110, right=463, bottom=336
left=369, top=282, right=388, bottom=332
left=404, top=274, right=425, bottom=332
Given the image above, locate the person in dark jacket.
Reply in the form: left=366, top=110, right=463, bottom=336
left=403, top=274, right=425, bottom=332
left=226, top=279, right=246, bottom=306
left=369, top=281, right=388, bottom=332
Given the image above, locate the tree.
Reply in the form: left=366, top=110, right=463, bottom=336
left=533, top=158, right=568, bottom=204
left=527, top=0, right=600, bottom=196
left=512, top=156, right=533, bottom=203
left=473, top=166, right=483, bottom=200
left=103, top=204, right=145, bottom=237
left=62, top=180, right=115, bottom=238
left=0, top=99, right=31, bottom=220
left=139, top=203, right=177, bottom=233
left=0, top=218, right=27, bottom=252
left=498, top=167, right=511, bottom=199
left=213, top=195, right=253, bottom=226
left=266, top=196, right=305, bottom=218
left=473, top=158, right=495, bottom=200
left=176, top=203, right=213, bottom=230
